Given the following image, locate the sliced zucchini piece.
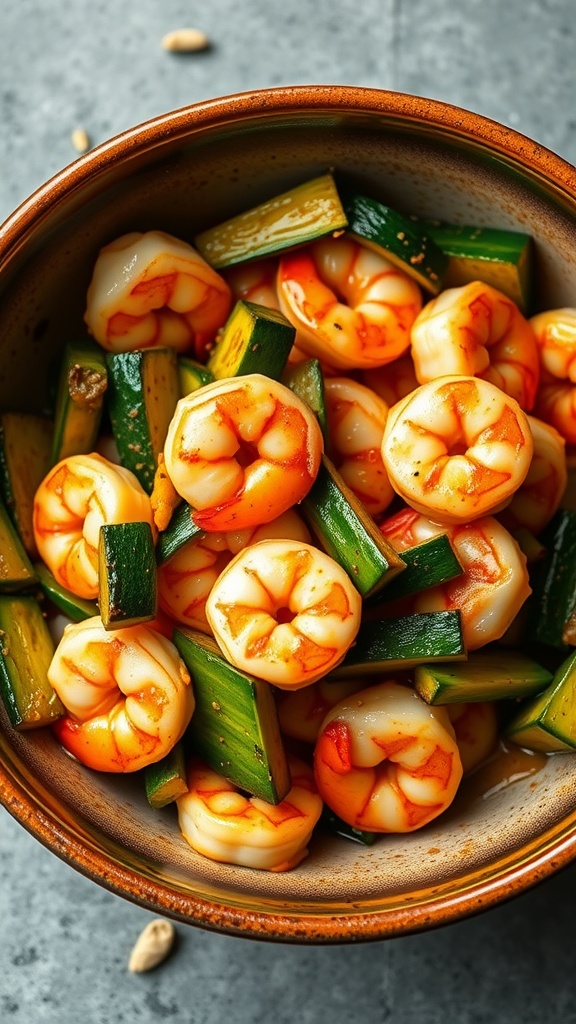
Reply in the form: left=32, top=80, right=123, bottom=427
left=173, top=627, right=290, bottom=804
left=34, top=562, right=98, bottom=622
left=320, top=807, right=378, bottom=846
left=0, top=595, right=65, bottom=729
left=0, top=499, right=36, bottom=593
left=0, top=412, right=52, bottom=558
left=106, top=347, right=180, bottom=494
left=527, top=509, right=576, bottom=649
left=207, top=299, right=295, bottom=381
left=368, top=534, right=463, bottom=605
left=331, top=610, right=466, bottom=679
left=422, top=221, right=533, bottom=312
left=194, top=173, right=348, bottom=269
left=144, top=741, right=188, bottom=808
left=505, top=648, right=576, bottom=752
left=156, top=502, right=204, bottom=564
left=281, top=357, right=328, bottom=444
left=344, top=194, right=448, bottom=294
left=414, top=650, right=552, bottom=705
left=178, top=357, right=214, bottom=397
left=300, top=455, right=405, bottom=598
left=98, top=522, right=157, bottom=629
left=51, top=340, right=107, bottom=464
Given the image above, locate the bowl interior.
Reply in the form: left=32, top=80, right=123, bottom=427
left=2, top=87, right=576, bottom=941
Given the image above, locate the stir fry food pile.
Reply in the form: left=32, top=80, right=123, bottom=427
left=2, top=172, right=576, bottom=872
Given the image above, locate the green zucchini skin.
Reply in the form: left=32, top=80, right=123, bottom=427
left=98, top=522, right=157, bottom=629
left=505, top=647, right=576, bottom=753
left=51, top=340, right=108, bottom=464
left=301, top=455, right=405, bottom=598
left=207, top=300, right=295, bottom=381
left=368, top=534, right=463, bottom=605
left=527, top=509, right=576, bottom=649
left=156, top=502, right=205, bottom=564
left=0, top=595, right=65, bottom=729
left=0, top=498, right=37, bottom=593
left=320, top=807, right=378, bottom=846
left=173, top=628, right=290, bottom=804
left=281, top=358, right=328, bottom=445
left=0, top=412, right=52, bottom=558
left=331, top=610, right=466, bottom=678
left=414, top=650, right=552, bottom=705
left=144, top=742, right=188, bottom=808
left=34, top=562, right=98, bottom=622
left=178, top=357, right=214, bottom=397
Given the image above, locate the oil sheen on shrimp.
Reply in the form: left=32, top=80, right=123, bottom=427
left=531, top=307, right=576, bottom=444
left=380, top=506, right=532, bottom=650
left=177, top=756, right=323, bottom=871
left=277, top=236, right=423, bottom=370
left=448, top=702, right=499, bottom=774
left=84, top=230, right=232, bottom=356
left=381, top=374, right=533, bottom=524
left=163, top=374, right=324, bottom=532
left=324, top=377, right=394, bottom=517
left=33, top=452, right=155, bottom=599
left=157, top=509, right=311, bottom=633
left=205, top=538, right=362, bottom=688
left=410, top=280, right=540, bottom=410
left=314, top=680, right=463, bottom=833
left=497, top=414, right=567, bottom=535
left=50, top=617, right=194, bottom=773
left=277, top=677, right=367, bottom=745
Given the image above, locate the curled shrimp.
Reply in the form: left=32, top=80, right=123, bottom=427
left=84, top=230, right=232, bottom=357
left=498, top=415, right=567, bottom=535
left=314, top=680, right=463, bottom=833
left=163, top=374, right=323, bottom=532
left=224, top=256, right=281, bottom=310
left=205, top=538, right=362, bottom=688
left=361, top=353, right=419, bottom=408
left=324, top=377, right=394, bottom=517
left=277, top=677, right=367, bottom=745
left=410, top=281, right=540, bottom=410
left=157, top=509, right=311, bottom=633
left=176, top=756, right=323, bottom=871
left=381, top=375, right=534, bottom=524
left=33, top=452, right=155, bottom=599
left=380, top=506, right=531, bottom=650
left=531, top=308, right=576, bottom=444
left=49, top=617, right=194, bottom=772
left=447, top=702, right=499, bottom=774
left=277, top=236, right=423, bottom=370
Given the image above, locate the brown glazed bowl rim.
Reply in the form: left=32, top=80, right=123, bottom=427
left=2, top=85, right=576, bottom=943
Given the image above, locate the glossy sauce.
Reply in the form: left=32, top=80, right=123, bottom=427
left=456, top=739, right=548, bottom=805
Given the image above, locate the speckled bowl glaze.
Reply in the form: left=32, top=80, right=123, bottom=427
left=1, top=86, right=576, bottom=943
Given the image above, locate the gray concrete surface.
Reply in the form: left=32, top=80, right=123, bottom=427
left=2, top=1, right=576, bottom=1021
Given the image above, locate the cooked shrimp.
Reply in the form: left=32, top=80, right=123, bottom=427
left=224, top=256, right=280, bottom=310
left=163, top=374, right=323, bottom=532
left=324, top=377, right=394, bottom=517
left=49, top=617, right=194, bottom=773
left=531, top=308, right=576, bottom=444
left=205, top=538, right=362, bottom=688
left=33, top=452, right=155, bottom=599
left=361, top=353, right=419, bottom=408
left=447, top=702, right=499, bottom=774
left=498, top=415, right=567, bottom=535
left=380, top=507, right=531, bottom=650
left=314, top=680, right=463, bottom=832
left=277, top=236, right=423, bottom=370
left=277, top=677, right=367, bottom=745
left=410, top=281, right=540, bottom=410
left=381, top=375, right=533, bottom=524
left=84, top=230, right=232, bottom=357
left=157, top=509, right=311, bottom=633
left=176, top=755, right=323, bottom=871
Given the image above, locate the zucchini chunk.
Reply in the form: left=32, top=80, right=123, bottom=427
left=320, top=807, right=378, bottom=846
left=505, top=648, right=576, bottom=753
left=527, top=509, right=576, bottom=649
left=106, top=347, right=180, bottom=494
left=144, top=742, right=188, bottom=808
left=300, top=455, right=405, bottom=598
left=0, top=498, right=36, bottom=593
left=194, top=173, right=348, bottom=268
left=414, top=650, right=552, bottom=705
left=331, top=610, right=466, bottom=678
left=207, top=300, right=295, bottom=380
left=0, top=595, right=65, bottom=729
left=281, top=357, right=328, bottom=444
left=178, top=357, right=214, bottom=397
left=368, top=534, right=463, bottom=605
left=51, top=340, right=107, bottom=464
left=34, top=562, right=98, bottom=622
left=98, top=522, right=157, bottom=629
left=173, top=627, right=291, bottom=804
left=344, top=194, right=448, bottom=294
left=0, top=412, right=52, bottom=558
left=156, top=502, right=204, bottom=564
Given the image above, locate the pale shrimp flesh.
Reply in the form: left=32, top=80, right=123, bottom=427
left=313, top=680, right=463, bottom=832
left=277, top=236, right=423, bottom=370
left=224, top=256, right=281, bottom=311
left=205, top=538, right=362, bottom=688
left=410, top=280, right=540, bottom=410
left=497, top=414, right=567, bottom=535
left=381, top=374, right=534, bottom=524
left=33, top=452, right=155, bottom=599
left=176, top=756, right=323, bottom=871
left=324, top=377, right=394, bottom=517
left=157, top=509, right=311, bottom=633
left=447, top=701, right=499, bottom=774
left=531, top=307, right=576, bottom=444
left=49, top=617, right=194, bottom=772
left=163, top=374, right=324, bottom=532
left=361, top=352, right=419, bottom=409
left=84, top=230, right=232, bottom=357
left=277, top=677, right=367, bottom=745
left=380, top=506, right=532, bottom=650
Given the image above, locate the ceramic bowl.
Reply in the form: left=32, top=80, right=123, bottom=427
left=1, top=86, right=576, bottom=943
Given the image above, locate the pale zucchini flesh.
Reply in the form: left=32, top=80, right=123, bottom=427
left=207, top=299, right=295, bottom=381
left=414, top=650, right=552, bottom=705
left=0, top=595, right=64, bottom=729
left=505, top=648, right=576, bottom=753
